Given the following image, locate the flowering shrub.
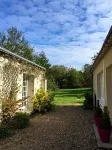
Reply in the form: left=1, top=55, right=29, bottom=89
left=2, top=84, right=28, bottom=125
left=32, top=88, right=55, bottom=113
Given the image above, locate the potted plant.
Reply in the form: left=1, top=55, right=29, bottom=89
left=98, top=106, right=111, bottom=143
left=94, top=100, right=103, bottom=127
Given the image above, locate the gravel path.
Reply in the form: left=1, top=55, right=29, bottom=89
left=0, top=106, right=98, bottom=150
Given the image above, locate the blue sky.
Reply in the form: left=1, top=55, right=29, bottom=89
left=0, top=0, right=112, bottom=70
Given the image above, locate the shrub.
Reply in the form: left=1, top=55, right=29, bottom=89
left=0, top=128, right=11, bottom=139
left=2, top=84, right=19, bottom=124
left=32, top=88, right=55, bottom=113
left=9, top=112, right=30, bottom=129
left=94, top=101, right=103, bottom=117
left=100, top=106, right=111, bottom=130
left=83, top=91, right=93, bottom=109
left=2, top=84, right=27, bottom=124
left=47, top=78, right=57, bottom=92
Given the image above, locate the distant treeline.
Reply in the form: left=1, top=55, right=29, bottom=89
left=47, top=64, right=92, bottom=90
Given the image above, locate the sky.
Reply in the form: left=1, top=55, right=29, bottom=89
left=0, top=0, right=112, bottom=70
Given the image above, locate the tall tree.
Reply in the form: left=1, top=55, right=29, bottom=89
left=49, top=65, right=67, bottom=88
left=34, top=51, right=51, bottom=69
left=91, top=52, right=99, bottom=63
left=82, top=64, right=92, bottom=87
left=49, top=65, right=84, bottom=89
left=0, top=27, right=34, bottom=60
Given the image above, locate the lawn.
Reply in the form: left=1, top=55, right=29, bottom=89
left=54, top=88, right=92, bottom=105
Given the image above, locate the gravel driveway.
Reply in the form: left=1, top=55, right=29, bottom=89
left=0, top=106, right=98, bottom=150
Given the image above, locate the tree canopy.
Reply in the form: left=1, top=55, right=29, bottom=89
left=48, top=65, right=84, bottom=89
left=82, top=64, right=92, bottom=87
left=34, top=51, right=51, bottom=69
left=0, top=27, right=34, bottom=60
left=0, top=27, right=51, bottom=69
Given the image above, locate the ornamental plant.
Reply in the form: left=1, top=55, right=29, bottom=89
left=32, top=88, right=54, bottom=113
left=2, top=84, right=28, bottom=125
left=9, top=112, right=30, bottom=129
left=83, top=91, right=93, bottom=109
left=100, top=106, right=111, bottom=130
left=94, top=101, right=103, bottom=117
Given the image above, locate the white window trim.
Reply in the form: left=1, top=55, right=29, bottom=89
left=22, top=74, right=28, bottom=108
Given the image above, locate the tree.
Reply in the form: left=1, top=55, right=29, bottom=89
left=66, top=68, right=77, bottom=88
left=91, top=52, right=99, bottom=63
left=0, top=27, right=34, bottom=60
left=82, top=64, right=92, bottom=87
left=48, top=65, right=84, bottom=89
left=33, top=51, right=51, bottom=69
left=0, top=27, right=57, bottom=91
left=49, top=65, right=67, bottom=88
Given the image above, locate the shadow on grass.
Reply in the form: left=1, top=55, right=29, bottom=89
left=55, top=88, right=92, bottom=95
left=54, top=88, right=92, bottom=106
left=55, top=94, right=84, bottom=97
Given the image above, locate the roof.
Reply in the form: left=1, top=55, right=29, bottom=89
left=92, top=26, right=112, bottom=70
left=0, top=47, right=46, bottom=71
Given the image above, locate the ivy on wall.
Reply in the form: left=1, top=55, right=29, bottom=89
left=0, top=55, right=45, bottom=124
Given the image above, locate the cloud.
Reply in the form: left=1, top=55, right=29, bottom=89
left=34, top=45, right=98, bottom=70
left=0, top=0, right=112, bottom=69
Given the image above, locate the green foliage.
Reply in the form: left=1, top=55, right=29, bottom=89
left=91, top=52, right=99, bottom=63
left=0, top=128, right=11, bottom=139
left=32, top=88, right=55, bottom=113
left=0, top=27, right=34, bottom=60
left=82, top=64, right=92, bottom=87
left=2, top=84, right=19, bottom=124
left=48, top=65, right=84, bottom=89
left=47, top=76, right=57, bottom=91
left=100, top=106, right=111, bottom=130
left=9, top=112, right=30, bottom=129
left=2, top=83, right=26, bottom=125
left=34, top=51, right=51, bottom=69
left=94, top=101, right=103, bottom=117
left=83, top=91, right=93, bottom=109
left=0, top=27, right=51, bottom=70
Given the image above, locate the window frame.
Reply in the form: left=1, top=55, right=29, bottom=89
left=22, top=74, right=28, bottom=106
left=97, top=71, right=104, bottom=105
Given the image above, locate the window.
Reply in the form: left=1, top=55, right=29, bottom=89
left=22, top=74, right=28, bottom=106
left=100, top=73, right=103, bottom=99
left=97, top=72, right=104, bottom=99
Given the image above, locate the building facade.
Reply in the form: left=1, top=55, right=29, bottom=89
left=0, top=47, right=47, bottom=115
left=93, top=26, right=112, bottom=122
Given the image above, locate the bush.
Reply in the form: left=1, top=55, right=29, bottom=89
left=2, top=84, right=26, bottom=125
left=9, top=112, right=30, bottom=129
left=47, top=78, right=57, bottom=91
left=32, top=88, right=55, bottom=113
left=0, top=128, right=11, bottom=139
left=94, top=101, right=103, bottom=117
left=83, top=91, right=93, bottom=109
left=100, top=106, right=111, bottom=130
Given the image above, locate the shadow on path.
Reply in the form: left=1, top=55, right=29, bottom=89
left=0, top=106, right=97, bottom=150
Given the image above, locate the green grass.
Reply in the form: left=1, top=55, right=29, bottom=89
left=54, top=88, right=92, bottom=105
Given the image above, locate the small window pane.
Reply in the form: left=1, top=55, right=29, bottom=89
left=22, top=74, right=28, bottom=102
